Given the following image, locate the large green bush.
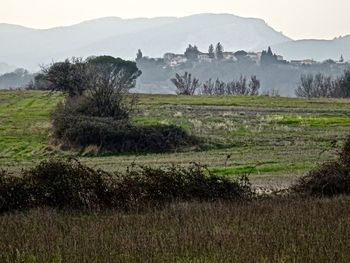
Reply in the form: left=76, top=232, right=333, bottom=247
left=52, top=110, right=198, bottom=153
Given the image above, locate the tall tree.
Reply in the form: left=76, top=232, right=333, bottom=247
left=185, top=45, right=200, bottom=61
left=215, top=42, right=224, bottom=60
left=261, top=47, right=278, bottom=66
left=267, top=46, right=273, bottom=56
left=41, top=56, right=141, bottom=98
left=136, top=49, right=143, bottom=61
left=208, top=44, right=215, bottom=59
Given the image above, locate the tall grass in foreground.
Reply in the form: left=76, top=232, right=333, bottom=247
left=1, top=198, right=350, bottom=262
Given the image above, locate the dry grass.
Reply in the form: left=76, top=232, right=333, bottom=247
left=1, top=198, right=350, bottom=262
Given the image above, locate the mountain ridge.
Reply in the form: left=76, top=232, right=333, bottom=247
left=0, top=13, right=348, bottom=69
left=272, top=35, right=350, bottom=61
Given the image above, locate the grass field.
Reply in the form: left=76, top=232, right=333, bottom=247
left=1, top=90, right=350, bottom=188
left=2, top=90, right=350, bottom=262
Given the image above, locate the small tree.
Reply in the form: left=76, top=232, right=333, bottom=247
left=215, top=42, right=224, bottom=60
left=171, top=72, right=200, bottom=95
left=208, top=44, right=215, bottom=59
left=214, top=79, right=226, bottom=95
left=249, top=76, right=260, bottom=96
left=337, top=69, right=350, bottom=98
left=202, top=79, right=214, bottom=95
left=235, top=75, right=248, bottom=95
left=295, top=74, right=315, bottom=98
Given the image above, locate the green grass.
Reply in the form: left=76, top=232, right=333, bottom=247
left=269, top=114, right=350, bottom=126
left=0, top=91, right=62, bottom=159
left=1, top=91, right=350, bottom=187
left=138, top=93, right=350, bottom=110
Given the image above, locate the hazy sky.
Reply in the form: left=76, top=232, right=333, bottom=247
left=1, top=0, right=349, bottom=40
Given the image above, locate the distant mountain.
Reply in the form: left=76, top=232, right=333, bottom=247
left=0, top=62, right=15, bottom=75
left=272, top=35, right=350, bottom=61
left=0, top=13, right=291, bottom=70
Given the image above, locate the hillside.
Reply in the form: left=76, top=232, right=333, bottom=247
left=272, top=35, right=350, bottom=61
left=0, top=13, right=290, bottom=69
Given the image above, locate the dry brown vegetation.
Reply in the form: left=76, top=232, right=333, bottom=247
left=1, top=198, right=350, bottom=262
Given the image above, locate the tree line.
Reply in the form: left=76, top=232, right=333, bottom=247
left=296, top=69, right=350, bottom=98
left=183, top=43, right=225, bottom=61
left=171, top=72, right=260, bottom=96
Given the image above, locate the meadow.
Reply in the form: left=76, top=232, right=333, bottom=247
left=2, top=90, right=350, bottom=262
left=1, top=90, right=350, bottom=188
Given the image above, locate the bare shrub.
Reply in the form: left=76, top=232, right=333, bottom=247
left=171, top=72, right=200, bottom=95
left=200, top=75, right=260, bottom=96
left=296, top=70, right=350, bottom=98
left=249, top=75, right=260, bottom=96
left=292, top=135, right=350, bottom=196
left=201, top=79, right=215, bottom=95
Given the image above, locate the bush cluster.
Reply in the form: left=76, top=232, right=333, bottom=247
left=292, top=136, right=350, bottom=196
left=113, top=163, right=252, bottom=207
left=44, top=56, right=199, bottom=153
left=52, top=110, right=198, bottom=153
left=0, top=159, right=252, bottom=213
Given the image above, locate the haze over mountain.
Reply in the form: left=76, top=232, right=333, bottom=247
left=272, top=35, right=350, bottom=61
left=0, top=13, right=290, bottom=70
left=0, top=13, right=349, bottom=70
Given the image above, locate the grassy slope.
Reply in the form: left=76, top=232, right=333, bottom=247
left=1, top=91, right=350, bottom=186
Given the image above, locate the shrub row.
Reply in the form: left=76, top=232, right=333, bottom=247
left=0, top=159, right=252, bottom=213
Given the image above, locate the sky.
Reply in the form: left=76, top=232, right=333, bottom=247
left=1, top=0, right=349, bottom=40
